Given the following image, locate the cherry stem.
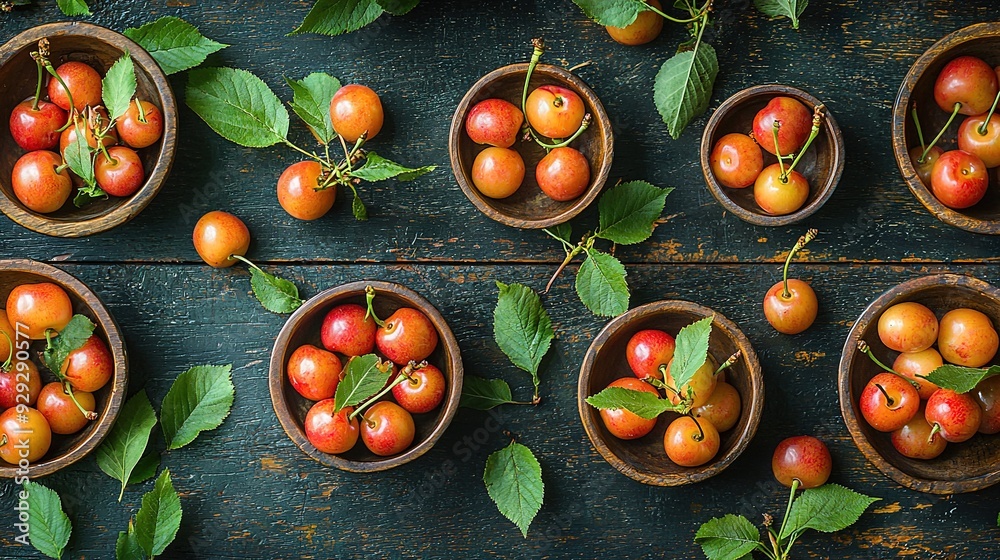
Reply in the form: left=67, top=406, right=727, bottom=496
left=134, top=98, right=148, bottom=124
left=0, top=434, right=6, bottom=447
left=855, top=340, right=920, bottom=390
left=714, top=350, right=741, bottom=376
left=542, top=227, right=576, bottom=252
left=912, top=105, right=926, bottom=152
left=228, top=253, right=263, bottom=274
left=0, top=331, right=12, bottom=372
left=771, top=120, right=786, bottom=178
left=64, top=382, right=97, bottom=420
left=521, top=38, right=546, bottom=118
left=775, top=478, right=801, bottom=555
left=977, top=89, right=1000, bottom=136
left=30, top=53, right=44, bottom=111
left=42, top=63, right=76, bottom=132
left=364, top=286, right=386, bottom=328
left=544, top=244, right=584, bottom=293
left=642, top=0, right=704, bottom=23
left=283, top=139, right=327, bottom=167
left=920, top=102, right=961, bottom=162
left=874, top=383, right=895, bottom=407
left=348, top=361, right=426, bottom=421
left=784, top=105, right=825, bottom=178
left=689, top=414, right=705, bottom=442
left=532, top=113, right=592, bottom=149
left=780, top=229, right=817, bottom=298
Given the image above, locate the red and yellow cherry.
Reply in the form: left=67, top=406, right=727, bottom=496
left=892, top=348, right=942, bottom=400
left=9, top=98, right=66, bottom=151
left=536, top=147, right=590, bottom=202
left=62, top=335, right=113, bottom=392
left=598, top=377, right=658, bottom=439
left=37, top=382, right=95, bottom=435
left=304, top=400, right=359, bottom=454
left=934, top=56, right=999, bottom=116
left=626, top=329, right=676, bottom=380
left=321, top=303, right=376, bottom=356
left=973, top=375, right=1000, bottom=435
left=465, top=98, right=524, bottom=148
left=0, top=310, right=14, bottom=363
left=115, top=99, right=164, bottom=149
left=471, top=147, right=524, bottom=199
left=287, top=344, right=342, bottom=401
left=0, top=406, right=51, bottom=464
left=692, top=381, right=741, bottom=432
left=957, top=113, right=1000, bottom=168
left=752, top=97, right=812, bottom=156
left=360, top=401, right=415, bottom=456
left=6, top=282, right=72, bottom=340
left=710, top=133, right=763, bottom=189
left=60, top=108, right=117, bottom=156
left=771, top=435, right=832, bottom=489
left=664, top=357, right=717, bottom=408
left=605, top=0, right=663, bottom=45
left=891, top=405, right=947, bottom=460
left=0, top=359, right=42, bottom=409
left=664, top=415, right=720, bottom=467
left=329, top=84, right=383, bottom=143
left=376, top=308, right=438, bottom=364
left=193, top=211, right=251, bottom=268
left=47, top=61, right=102, bottom=112
left=525, top=85, right=586, bottom=139
left=925, top=389, right=981, bottom=443
left=938, top=307, right=999, bottom=367
left=392, top=363, right=446, bottom=414
left=909, top=146, right=943, bottom=185
left=877, top=301, right=938, bottom=353
left=277, top=161, right=335, bottom=221
left=931, top=149, right=988, bottom=209
left=763, top=229, right=818, bottom=335
left=11, top=150, right=73, bottom=214
left=95, top=146, right=145, bottom=197
left=859, top=373, right=920, bottom=432
left=754, top=165, right=809, bottom=215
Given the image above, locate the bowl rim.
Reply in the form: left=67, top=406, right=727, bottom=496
left=700, top=83, right=845, bottom=227
left=448, top=62, right=614, bottom=229
left=0, top=21, right=178, bottom=238
left=269, top=280, right=464, bottom=472
left=891, top=22, right=1000, bottom=236
left=837, top=273, right=1000, bottom=494
left=577, top=299, right=764, bottom=486
left=0, top=258, right=128, bottom=478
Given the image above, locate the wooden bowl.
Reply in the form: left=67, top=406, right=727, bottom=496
left=578, top=300, right=763, bottom=486
left=839, top=274, right=1000, bottom=494
left=449, top=63, right=613, bottom=229
left=269, top=281, right=463, bottom=472
left=891, top=22, right=1000, bottom=235
left=0, top=259, right=127, bottom=478
left=701, top=84, right=844, bottom=226
left=0, top=22, right=177, bottom=237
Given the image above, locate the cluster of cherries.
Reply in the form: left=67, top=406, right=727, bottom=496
left=0, top=282, right=113, bottom=465
left=859, top=301, right=1000, bottom=460
left=909, top=55, right=1000, bottom=210
left=296, top=296, right=445, bottom=458
left=710, top=96, right=824, bottom=216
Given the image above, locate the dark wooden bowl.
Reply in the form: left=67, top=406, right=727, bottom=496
left=578, top=300, right=763, bottom=486
left=839, top=274, right=1000, bottom=494
left=449, top=63, right=613, bottom=229
left=269, top=281, right=463, bottom=472
left=0, top=22, right=177, bottom=237
left=0, top=259, right=127, bottom=478
left=891, top=23, right=1000, bottom=235
left=701, top=84, right=844, bottom=226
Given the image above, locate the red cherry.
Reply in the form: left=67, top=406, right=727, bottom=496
left=11, top=150, right=73, bottom=214
left=710, top=133, right=764, bottom=189
left=0, top=407, right=51, bottom=464
left=115, top=99, right=164, bottom=149
left=329, top=84, right=383, bottom=143
left=277, top=161, right=336, bottom=221
left=664, top=416, right=720, bottom=467
left=925, top=389, right=981, bottom=443
left=930, top=149, right=989, bottom=209
left=933, top=56, right=999, bottom=116
left=909, top=146, right=943, bottom=185
left=471, top=147, right=524, bottom=199
left=0, top=359, right=42, bottom=409
left=525, top=85, right=586, bottom=139
left=598, top=377, right=658, bottom=440
left=360, top=401, right=415, bottom=456
left=625, top=329, right=676, bottom=380
left=753, top=164, right=809, bottom=216
left=6, top=282, right=73, bottom=340
left=321, top=303, right=377, bottom=356
left=877, top=301, right=938, bottom=354
left=391, top=363, right=446, bottom=414
left=47, top=61, right=103, bottom=112
left=664, top=357, right=718, bottom=408
left=957, top=114, right=1000, bottom=168
left=9, top=98, right=67, bottom=151
left=287, top=344, right=342, bottom=401
left=892, top=348, right=942, bottom=400
left=95, top=146, right=145, bottom=197
left=376, top=308, right=438, bottom=365
left=0, top=311, right=15, bottom=364
left=937, top=307, right=999, bottom=367
left=692, top=381, right=741, bottom=432
left=752, top=96, right=812, bottom=156
left=60, top=108, right=117, bottom=157
left=772, top=435, right=832, bottom=489
left=62, top=335, right=113, bottom=392
left=465, top=98, right=524, bottom=148
left=37, top=382, right=95, bottom=435
left=859, top=373, right=920, bottom=432
left=192, top=211, right=251, bottom=268
left=536, top=146, right=590, bottom=202
left=891, top=404, right=947, bottom=460
left=763, top=279, right=818, bottom=335
left=605, top=0, right=663, bottom=45
left=304, top=400, right=359, bottom=454
left=973, top=375, right=1000, bottom=435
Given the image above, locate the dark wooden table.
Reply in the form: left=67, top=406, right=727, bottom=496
left=2, top=1, right=1000, bottom=558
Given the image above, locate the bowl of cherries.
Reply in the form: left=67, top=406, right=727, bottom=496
left=839, top=273, right=1000, bottom=494
left=0, top=22, right=176, bottom=237
left=578, top=300, right=763, bottom=486
left=449, top=40, right=613, bottom=229
left=269, top=281, right=463, bottom=472
left=701, top=84, right=844, bottom=226
left=0, top=258, right=127, bottom=478
left=892, top=23, right=1000, bottom=234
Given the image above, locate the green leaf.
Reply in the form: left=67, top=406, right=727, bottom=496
left=654, top=42, right=719, bottom=139
left=128, top=449, right=161, bottom=485
left=286, top=73, right=341, bottom=144
left=41, top=314, right=95, bottom=376
left=571, top=0, right=646, bottom=27
left=73, top=183, right=108, bottom=208
left=160, top=364, right=235, bottom=450
left=754, top=0, right=808, bottom=29
left=352, top=152, right=436, bottom=182
left=102, top=53, right=137, bottom=121
left=291, top=0, right=385, bottom=36
left=694, top=514, right=760, bottom=560
left=920, top=364, right=1000, bottom=394
left=186, top=67, right=290, bottom=148
left=484, top=442, right=544, bottom=538
left=123, top=17, right=228, bottom=76
left=461, top=376, right=515, bottom=410
left=376, top=0, right=419, bottom=15
left=64, top=124, right=96, bottom=187
left=596, top=181, right=673, bottom=245
left=248, top=266, right=303, bottom=314
left=575, top=250, right=629, bottom=317
left=115, top=521, right=145, bottom=560
left=669, top=316, right=713, bottom=394
left=56, top=0, right=90, bottom=16
left=585, top=386, right=680, bottom=419
left=493, top=282, right=554, bottom=394
left=96, top=390, right=158, bottom=501
left=779, top=483, right=879, bottom=540
left=333, top=354, right=393, bottom=412
left=24, top=481, right=72, bottom=560
left=134, top=469, right=182, bottom=558
left=352, top=192, right=368, bottom=221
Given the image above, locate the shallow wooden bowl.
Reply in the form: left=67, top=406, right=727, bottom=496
left=449, top=63, right=613, bottom=229
left=701, top=84, right=844, bottom=226
left=269, top=281, right=463, bottom=472
left=839, top=274, right=1000, bottom=494
left=578, top=300, right=763, bottom=486
left=0, top=22, right=177, bottom=237
left=891, top=22, right=1000, bottom=235
left=0, top=259, right=127, bottom=478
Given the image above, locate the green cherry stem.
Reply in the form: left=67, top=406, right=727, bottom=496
left=780, top=228, right=817, bottom=298
left=785, top=105, right=825, bottom=178
left=134, top=98, right=148, bottom=124
left=856, top=340, right=921, bottom=390
left=912, top=105, right=926, bottom=152
left=29, top=52, right=44, bottom=111
left=228, top=254, right=265, bottom=274
left=772, top=120, right=786, bottom=178
left=642, top=1, right=703, bottom=24
left=283, top=138, right=328, bottom=167
left=521, top=38, right=546, bottom=117
left=42, top=63, right=76, bottom=132
left=775, top=478, right=801, bottom=556
left=364, top=285, right=387, bottom=328
left=920, top=102, right=961, bottom=162
left=348, top=361, right=427, bottom=421
left=532, top=113, right=592, bottom=149
left=714, top=350, right=741, bottom=376
left=64, top=382, right=98, bottom=420
left=977, top=89, right=1000, bottom=136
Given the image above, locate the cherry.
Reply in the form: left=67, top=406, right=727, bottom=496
left=193, top=210, right=251, bottom=268
left=0, top=310, right=14, bottom=363
left=375, top=308, right=438, bottom=365
left=710, top=133, right=763, bottom=189
left=525, top=85, right=586, bottom=139
left=62, top=335, right=113, bottom=392
left=598, top=377, right=659, bottom=439
left=925, top=389, right=981, bottom=443
left=937, top=307, right=999, bottom=367
left=0, top=359, right=41, bottom=409
left=471, top=147, right=524, bottom=199
left=304, top=400, right=359, bottom=454
left=909, top=145, right=943, bottom=185
left=321, top=303, right=376, bottom=356
left=664, top=416, right=720, bottom=467
left=6, top=282, right=73, bottom=340
left=933, top=56, right=999, bottom=116
left=626, top=329, right=676, bottom=380
left=37, top=382, right=95, bottom=435
left=859, top=372, right=920, bottom=432
left=605, top=0, right=663, bottom=45
left=287, top=344, right=342, bottom=401
left=115, top=99, right=164, bottom=149
left=9, top=98, right=66, bottom=151
left=11, top=150, right=73, bottom=214
left=465, top=98, right=524, bottom=148
left=329, top=84, right=383, bottom=143
left=957, top=114, right=1000, bottom=169
left=95, top=146, right=144, bottom=198
left=754, top=164, right=809, bottom=215
left=771, top=435, right=832, bottom=489
left=664, top=356, right=718, bottom=408
left=277, top=161, right=336, bottom=221
left=892, top=348, right=942, bottom=400
left=360, top=401, right=415, bottom=456
left=60, top=108, right=117, bottom=156
left=891, top=405, right=947, bottom=460
left=752, top=97, right=812, bottom=156
left=536, top=146, right=590, bottom=202
left=47, top=61, right=102, bottom=112
left=973, top=375, right=1000, bottom=435
left=763, top=229, right=818, bottom=335
left=877, top=301, right=938, bottom=353
left=692, top=381, right=741, bottom=432
left=930, top=149, right=988, bottom=209
left=391, top=363, right=446, bottom=414
left=0, top=406, right=51, bottom=464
